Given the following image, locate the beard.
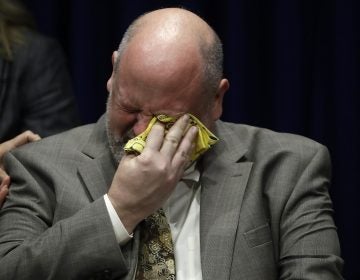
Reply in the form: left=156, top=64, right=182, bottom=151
left=105, top=95, right=134, bottom=164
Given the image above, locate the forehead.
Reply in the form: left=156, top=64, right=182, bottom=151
left=113, top=43, right=207, bottom=115
left=113, top=75, right=205, bottom=116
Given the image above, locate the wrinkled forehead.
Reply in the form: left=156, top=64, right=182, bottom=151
left=116, top=39, right=205, bottom=98
left=122, top=31, right=202, bottom=76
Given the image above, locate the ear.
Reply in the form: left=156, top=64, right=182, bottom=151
left=107, top=51, right=119, bottom=93
left=111, top=51, right=118, bottom=67
left=211, top=78, right=229, bottom=120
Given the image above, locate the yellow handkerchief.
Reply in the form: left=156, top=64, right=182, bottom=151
left=124, top=114, right=219, bottom=161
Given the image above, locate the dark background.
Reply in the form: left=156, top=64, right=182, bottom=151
left=23, top=0, right=359, bottom=278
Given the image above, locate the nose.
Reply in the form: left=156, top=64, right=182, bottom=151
left=132, top=114, right=152, bottom=136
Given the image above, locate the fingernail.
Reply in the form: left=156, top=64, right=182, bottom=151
left=191, top=126, right=198, bottom=133
left=182, top=114, right=190, bottom=122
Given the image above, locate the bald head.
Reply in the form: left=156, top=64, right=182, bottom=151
left=114, top=8, right=224, bottom=95
left=124, top=8, right=214, bottom=46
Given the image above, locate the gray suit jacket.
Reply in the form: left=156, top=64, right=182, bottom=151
left=0, top=116, right=343, bottom=279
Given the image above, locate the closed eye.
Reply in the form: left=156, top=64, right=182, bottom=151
left=119, top=106, right=141, bottom=114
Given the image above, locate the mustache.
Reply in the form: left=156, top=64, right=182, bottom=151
left=116, top=130, right=135, bottom=145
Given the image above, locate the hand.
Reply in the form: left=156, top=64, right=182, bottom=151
left=0, top=130, right=41, bottom=169
left=0, top=131, right=41, bottom=207
left=108, top=114, right=198, bottom=233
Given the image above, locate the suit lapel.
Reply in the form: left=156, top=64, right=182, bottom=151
left=200, top=121, right=253, bottom=280
left=78, top=152, right=116, bottom=201
left=77, top=115, right=117, bottom=201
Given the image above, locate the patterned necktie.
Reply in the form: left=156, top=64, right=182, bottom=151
left=135, top=208, right=176, bottom=280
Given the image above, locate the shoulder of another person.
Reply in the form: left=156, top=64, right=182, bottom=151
left=13, top=30, right=63, bottom=66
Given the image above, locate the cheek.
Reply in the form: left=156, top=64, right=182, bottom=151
left=109, top=110, right=136, bottom=139
left=190, top=106, right=216, bottom=131
left=132, top=115, right=153, bottom=136
left=190, top=102, right=212, bottom=122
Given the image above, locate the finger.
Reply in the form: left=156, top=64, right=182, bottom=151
left=0, top=175, right=10, bottom=189
left=0, top=167, right=9, bottom=178
left=0, top=169, right=10, bottom=193
left=172, top=125, right=198, bottom=169
left=1, top=130, right=41, bottom=154
left=25, top=131, right=41, bottom=142
left=12, top=130, right=41, bottom=147
left=0, top=185, right=9, bottom=207
left=143, top=122, right=165, bottom=151
left=160, top=114, right=190, bottom=159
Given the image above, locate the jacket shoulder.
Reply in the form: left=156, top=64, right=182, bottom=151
left=10, top=123, right=96, bottom=160
left=216, top=120, right=329, bottom=162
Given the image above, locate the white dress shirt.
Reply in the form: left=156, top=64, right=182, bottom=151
left=104, top=164, right=202, bottom=280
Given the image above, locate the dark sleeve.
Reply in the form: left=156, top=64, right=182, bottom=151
left=18, top=33, right=80, bottom=137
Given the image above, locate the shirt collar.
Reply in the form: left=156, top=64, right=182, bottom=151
left=182, top=162, right=200, bottom=186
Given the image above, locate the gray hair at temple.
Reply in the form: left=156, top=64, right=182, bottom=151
left=114, top=8, right=224, bottom=97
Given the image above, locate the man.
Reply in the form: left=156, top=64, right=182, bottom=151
left=0, top=8, right=343, bottom=279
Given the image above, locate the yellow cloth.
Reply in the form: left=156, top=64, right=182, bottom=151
left=124, top=114, right=219, bottom=161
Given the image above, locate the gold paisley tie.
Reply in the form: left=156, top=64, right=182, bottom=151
left=135, top=208, right=176, bottom=280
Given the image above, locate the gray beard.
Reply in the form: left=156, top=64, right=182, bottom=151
left=105, top=114, right=136, bottom=164
left=106, top=127, right=125, bottom=164
left=105, top=97, right=134, bottom=164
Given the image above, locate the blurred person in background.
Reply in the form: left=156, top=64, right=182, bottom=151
left=0, top=0, right=80, bottom=142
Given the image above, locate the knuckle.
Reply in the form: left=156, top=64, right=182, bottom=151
left=165, top=135, right=179, bottom=146
left=23, top=130, right=33, bottom=138
left=139, top=151, right=169, bottom=172
left=181, top=150, right=189, bottom=160
left=156, top=159, right=169, bottom=173
left=139, top=152, right=153, bottom=165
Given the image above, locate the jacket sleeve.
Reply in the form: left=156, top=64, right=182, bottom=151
left=278, top=144, right=344, bottom=279
left=0, top=151, right=133, bottom=280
